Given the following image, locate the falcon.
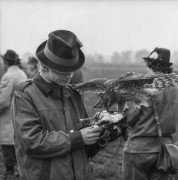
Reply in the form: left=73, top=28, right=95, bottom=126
left=69, top=72, right=178, bottom=114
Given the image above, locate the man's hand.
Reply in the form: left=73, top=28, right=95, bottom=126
left=80, top=126, right=102, bottom=145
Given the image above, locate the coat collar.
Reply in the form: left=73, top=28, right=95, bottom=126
left=33, top=73, right=71, bottom=99
left=7, top=65, right=20, bottom=73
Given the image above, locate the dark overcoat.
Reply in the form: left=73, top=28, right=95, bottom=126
left=12, top=74, right=98, bottom=180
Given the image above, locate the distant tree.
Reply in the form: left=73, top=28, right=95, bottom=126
left=120, top=50, right=132, bottom=64
left=86, top=53, right=107, bottom=65
left=85, top=54, right=96, bottom=65
left=93, top=53, right=104, bottom=64
left=111, top=51, right=120, bottom=64
left=135, top=49, right=149, bottom=65
left=97, top=54, right=104, bottom=63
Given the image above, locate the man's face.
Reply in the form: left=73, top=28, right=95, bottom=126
left=46, top=69, right=74, bottom=86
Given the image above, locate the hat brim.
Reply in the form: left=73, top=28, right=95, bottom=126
left=0, top=55, right=18, bottom=62
left=142, top=57, right=171, bottom=64
left=36, top=41, right=85, bottom=72
left=143, top=57, right=154, bottom=62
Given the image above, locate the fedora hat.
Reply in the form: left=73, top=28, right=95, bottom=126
left=36, top=30, right=85, bottom=72
left=143, top=47, right=171, bottom=63
left=0, top=49, right=20, bottom=62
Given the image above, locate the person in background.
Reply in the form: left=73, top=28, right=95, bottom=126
left=122, top=48, right=177, bottom=180
left=144, top=47, right=173, bottom=75
left=0, top=57, right=5, bottom=80
left=0, top=50, right=27, bottom=179
left=26, top=56, right=39, bottom=78
left=11, top=30, right=113, bottom=180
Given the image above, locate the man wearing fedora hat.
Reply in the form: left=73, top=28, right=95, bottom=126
left=0, top=49, right=27, bottom=179
left=122, top=48, right=177, bottom=180
left=11, top=30, right=105, bottom=180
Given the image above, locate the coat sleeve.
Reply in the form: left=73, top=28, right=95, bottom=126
left=0, top=75, right=13, bottom=113
left=12, top=90, right=84, bottom=159
left=76, top=93, right=104, bottom=158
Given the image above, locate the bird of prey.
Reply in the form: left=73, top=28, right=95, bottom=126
left=69, top=72, right=178, bottom=114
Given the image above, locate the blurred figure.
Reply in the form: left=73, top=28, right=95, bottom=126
left=0, top=50, right=27, bottom=179
left=26, top=56, right=39, bottom=78
left=0, top=57, right=5, bottom=80
left=70, top=69, right=84, bottom=84
left=122, top=48, right=177, bottom=180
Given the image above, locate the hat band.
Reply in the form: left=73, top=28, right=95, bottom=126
left=44, top=45, right=78, bottom=66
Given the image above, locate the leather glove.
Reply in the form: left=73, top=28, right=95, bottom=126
left=96, top=111, right=127, bottom=146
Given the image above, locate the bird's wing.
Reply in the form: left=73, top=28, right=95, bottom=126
left=117, top=72, right=143, bottom=80
left=144, top=73, right=178, bottom=89
left=118, top=73, right=163, bottom=89
left=69, top=78, right=109, bottom=94
left=115, top=73, right=178, bottom=114
left=119, top=73, right=178, bottom=89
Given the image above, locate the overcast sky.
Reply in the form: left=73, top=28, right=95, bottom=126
left=0, top=0, right=178, bottom=58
